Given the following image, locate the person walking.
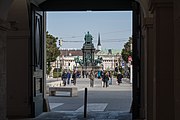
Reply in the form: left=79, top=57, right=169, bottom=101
left=117, top=72, right=123, bottom=85
left=101, top=70, right=104, bottom=86
left=72, top=70, right=77, bottom=85
left=82, top=70, right=85, bottom=78
left=86, top=71, right=88, bottom=78
left=89, top=70, right=95, bottom=87
left=61, top=70, right=67, bottom=86
left=97, top=70, right=101, bottom=79
left=108, top=71, right=112, bottom=85
left=103, top=71, right=109, bottom=87
left=67, top=70, right=71, bottom=85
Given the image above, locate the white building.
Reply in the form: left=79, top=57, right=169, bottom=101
left=50, top=33, right=121, bottom=77
left=50, top=48, right=121, bottom=77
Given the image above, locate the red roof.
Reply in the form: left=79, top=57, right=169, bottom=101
left=60, top=49, right=83, bottom=56
left=60, top=49, right=99, bottom=56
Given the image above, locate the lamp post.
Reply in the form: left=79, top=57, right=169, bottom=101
left=56, top=59, right=58, bottom=80
left=58, top=38, right=62, bottom=80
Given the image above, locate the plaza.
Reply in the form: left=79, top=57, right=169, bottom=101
left=37, top=77, right=132, bottom=119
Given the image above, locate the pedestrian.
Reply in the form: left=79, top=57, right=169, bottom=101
left=117, top=72, right=123, bottom=85
left=100, top=70, right=104, bottom=78
left=67, top=70, right=71, bottom=85
left=89, top=70, right=95, bottom=87
left=82, top=70, right=85, bottom=78
left=72, top=70, right=77, bottom=85
left=108, top=71, right=112, bottom=85
left=86, top=71, right=88, bottom=78
left=103, top=71, right=109, bottom=87
left=101, top=70, right=104, bottom=86
left=97, top=70, right=101, bottom=79
left=61, top=70, right=67, bottom=86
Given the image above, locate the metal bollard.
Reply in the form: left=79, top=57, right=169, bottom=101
left=84, top=88, right=87, bottom=118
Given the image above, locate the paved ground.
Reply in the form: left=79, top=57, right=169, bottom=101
left=35, top=111, right=132, bottom=120
left=33, top=77, right=132, bottom=120
left=47, top=78, right=132, bottom=112
left=13, top=77, right=132, bottom=120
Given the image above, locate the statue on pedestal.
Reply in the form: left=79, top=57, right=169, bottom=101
left=84, top=31, right=93, bottom=44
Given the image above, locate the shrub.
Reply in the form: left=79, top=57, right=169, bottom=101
left=53, top=72, right=61, bottom=78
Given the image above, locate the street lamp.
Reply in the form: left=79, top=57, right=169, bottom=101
left=56, top=59, right=58, bottom=80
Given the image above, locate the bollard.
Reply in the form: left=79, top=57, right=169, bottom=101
left=84, top=87, right=87, bottom=118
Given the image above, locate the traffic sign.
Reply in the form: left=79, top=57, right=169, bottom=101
left=128, top=56, right=132, bottom=62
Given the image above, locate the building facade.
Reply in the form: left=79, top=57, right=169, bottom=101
left=49, top=48, right=121, bottom=77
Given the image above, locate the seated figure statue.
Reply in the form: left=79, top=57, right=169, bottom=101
left=94, top=56, right=103, bottom=65
left=84, top=31, right=93, bottom=43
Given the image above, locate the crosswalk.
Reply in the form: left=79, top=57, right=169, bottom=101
left=49, top=103, right=108, bottom=112
left=49, top=103, right=64, bottom=110
left=75, top=103, right=108, bottom=112
left=47, top=77, right=132, bottom=113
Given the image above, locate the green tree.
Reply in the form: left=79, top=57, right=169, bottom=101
left=121, top=37, right=132, bottom=63
left=46, top=31, right=60, bottom=75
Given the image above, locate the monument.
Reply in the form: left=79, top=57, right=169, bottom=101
left=74, top=31, right=103, bottom=72
left=82, top=31, right=95, bottom=67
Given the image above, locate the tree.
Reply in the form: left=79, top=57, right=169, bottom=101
left=46, top=31, right=60, bottom=75
left=121, top=37, right=132, bottom=63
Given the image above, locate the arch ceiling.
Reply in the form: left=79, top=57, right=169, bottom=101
left=33, top=0, right=133, bottom=11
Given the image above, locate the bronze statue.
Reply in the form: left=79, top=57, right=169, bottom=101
left=84, top=31, right=93, bottom=43
left=94, top=56, right=103, bottom=65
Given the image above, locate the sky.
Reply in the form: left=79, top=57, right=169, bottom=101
left=47, top=11, right=132, bottom=51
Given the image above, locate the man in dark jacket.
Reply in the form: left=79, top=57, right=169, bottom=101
left=117, top=72, right=123, bottom=85
left=62, top=70, right=67, bottom=86
left=67, top=71, right=71, bottom=85
left=103, top=71, right=109, bottom=87
left=72, top=70, right=77, bottom=85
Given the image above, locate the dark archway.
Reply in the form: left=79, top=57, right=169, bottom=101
left=31, top=0, right=141, bottom=119
left=39, top=0, right=133, bottom=11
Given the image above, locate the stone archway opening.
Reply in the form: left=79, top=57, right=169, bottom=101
left=35, top=0, right=141, bottom=118
left=1, top=0, right=142, bottom=119
left=38, top=0, right=141, bottom=119
left=45, top=10, right=133, bottom=118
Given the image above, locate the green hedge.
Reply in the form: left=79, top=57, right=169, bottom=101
left=53, top=72, right=61, bottom=78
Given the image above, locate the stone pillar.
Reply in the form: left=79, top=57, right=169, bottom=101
left=174, top=0, right=180, bottom=120
left=143, top=16, right=154, bottom=120
left=0, top=19, right=9, bottom=120
left=140, top=16, right=147, bottom=119
left=151, top=1, right=174, bottom=120
left=6, top=0, right=32, bottom=117
left=0, top=0, right=14, bottom=119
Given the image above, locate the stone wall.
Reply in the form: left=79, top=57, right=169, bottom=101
left=0, top=19, right=9, bottom=120
left=174, top=0, right=180, bottom=120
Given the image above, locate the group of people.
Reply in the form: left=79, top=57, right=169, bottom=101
left=88, top=70, right=123, bottom=88
left=60, top=69, right=123, bottom=87
left=61, top=70, right=77, bottom=86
